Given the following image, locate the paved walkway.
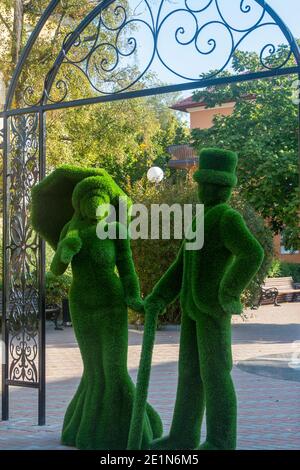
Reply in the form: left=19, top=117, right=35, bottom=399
left=0, top=303, right=299, bottom=450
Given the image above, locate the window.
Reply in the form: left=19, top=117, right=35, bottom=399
left=280, top=233, right=299, bottom=255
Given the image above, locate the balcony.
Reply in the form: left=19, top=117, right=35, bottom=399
left=167, top=144, right=198, bottom=170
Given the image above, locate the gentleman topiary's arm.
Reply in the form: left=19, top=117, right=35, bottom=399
left=50, top=222, right=82, bottom=276
left=115, top=223, right=144, bottom=313
left=220, top=209, right=264, bottom=315
left=127, top=243, right=184, bottom=450
left=145, top=243, right=184, bottom=315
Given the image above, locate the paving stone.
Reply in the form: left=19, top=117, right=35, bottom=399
left=0, top=303, right=299, bottom=450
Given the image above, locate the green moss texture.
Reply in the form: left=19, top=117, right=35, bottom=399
left=31, top=166, right=162, bottom=449
left=130, top=148, right=264, bottom=450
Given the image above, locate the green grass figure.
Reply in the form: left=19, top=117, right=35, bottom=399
left=129, top=148, right=264, bottom=450
left=31, top=165, right=162, bottom=450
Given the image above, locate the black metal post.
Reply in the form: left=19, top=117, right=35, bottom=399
left=38, top=110, right=46, bottom=425
left=1, top=66, right=299, bottom=121
left=298, top=73, right=300, bottom=189
left=1, top=115, right=10, bottom=421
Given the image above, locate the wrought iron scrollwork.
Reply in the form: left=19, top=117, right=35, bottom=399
left=54, top=0, right=157, bottom=99
left=20, top=0, right=297, bottom=107
left=7, top=113, right=40, bottom=384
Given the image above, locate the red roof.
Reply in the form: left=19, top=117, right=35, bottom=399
left=171, top=93, right=255, bottom=113
left=170, top=95, right=206, bottom=112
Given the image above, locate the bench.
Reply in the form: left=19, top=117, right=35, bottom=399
left=256, top=276, right=300, bottom=307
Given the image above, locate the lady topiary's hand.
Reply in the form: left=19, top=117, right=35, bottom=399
left=59, top=237, right=82, bottom=264
left=219, top=289, right=243, bottom=316
left=144, top=294, right=166, bottom=317
left=126, top=297, right=144, bottom=314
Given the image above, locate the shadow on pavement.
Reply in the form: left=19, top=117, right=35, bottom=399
left=237, top=352, right=300, bottom=382
left=232, top=323, right=300, bottom=345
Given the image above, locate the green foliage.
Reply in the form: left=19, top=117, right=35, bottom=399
left=191, top=49, right=300, bottom=250
left=268, top=261, right=300, bottom=283
left=0, top=1, right=189, bottom=188
left=129, top=176, right=198, bottom=325
left=47, top=94, right=189, bottom=189
left=267, top=258, right=282, bottom=278
left=0, top=1, right=95, bottom=104
left=45, top=271, right=71, bottom=306
left=279, top=263, right=300, bottom=282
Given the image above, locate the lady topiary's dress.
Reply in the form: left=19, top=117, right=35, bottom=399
left=31, top=166, right=162, bottom=450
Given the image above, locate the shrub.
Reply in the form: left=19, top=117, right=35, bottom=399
left=268, top=262, right=300, bottom=283
left=279, top=263, right=300, bottom=282
left=46, top=271, right=72, bottom=306
left=129, top=175, right=197, bottom=324
left=45, top=245, right=72, bottom=307
left=267, top=258, right=282, bottom=278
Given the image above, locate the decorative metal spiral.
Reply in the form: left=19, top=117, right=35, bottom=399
left=20, top=0, right=296, bottom=106
left=44, top=79, right=68, bottom=104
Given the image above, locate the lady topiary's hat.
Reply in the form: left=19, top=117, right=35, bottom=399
left=31, top=165, right=130, bottom=249
left=193, top=148, right=238, bottom=187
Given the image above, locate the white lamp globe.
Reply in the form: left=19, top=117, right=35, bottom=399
left=147, top=166, right=164, bottom=183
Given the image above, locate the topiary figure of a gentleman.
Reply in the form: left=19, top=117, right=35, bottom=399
left=129, top=148, right=264, bottom=450
left=31, top=165, right=162, bottom=450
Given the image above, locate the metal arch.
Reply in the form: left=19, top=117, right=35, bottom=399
left=1, top=0, right=61, bottom=426
left=1, top=0, right=300, bottom=426
left=43, top=0, right=115, bottom=105
left=2, top=0, right=300, bottom=111
left=41, top=0, right=300, bottom=107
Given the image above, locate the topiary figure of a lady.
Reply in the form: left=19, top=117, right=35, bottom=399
left=31, top=165, right=162, bottom=450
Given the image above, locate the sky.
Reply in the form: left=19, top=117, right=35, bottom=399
left=267, top=0, right=300, bottom=38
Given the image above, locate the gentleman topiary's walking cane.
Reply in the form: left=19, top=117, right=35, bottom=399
left=127, top=309, right=159, bottom=450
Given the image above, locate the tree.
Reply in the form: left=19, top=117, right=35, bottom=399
left=192, top=49, right=300, bottom=250
left=0, top=1, right=189, bottom=187
left=0, top=1, right=83, bottom=103
left=46, top=95, right=188, bottom=188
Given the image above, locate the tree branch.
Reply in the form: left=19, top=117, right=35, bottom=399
left=0, top=12, right=13, bottom=38
left=51, top=11, right=66, bottom=52
left=23, top=0, right=38, bottom=14
left=37, top=11, right=66, bottom=65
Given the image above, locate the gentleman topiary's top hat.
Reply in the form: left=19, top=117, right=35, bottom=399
left=193, top=148, right=238, bottom=187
